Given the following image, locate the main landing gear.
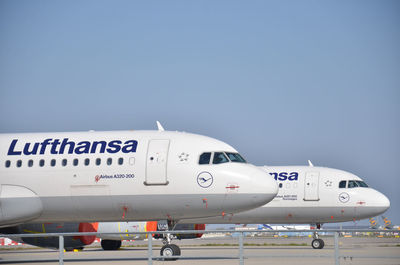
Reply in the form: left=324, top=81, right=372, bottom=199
left=158, top=220, right=181, bottom=261
left=311, top=223, right=325, bottom=249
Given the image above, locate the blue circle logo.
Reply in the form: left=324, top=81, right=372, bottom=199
left=197, top=172, right=213, bottom=188
left=339, top=192, right=350, bottom=203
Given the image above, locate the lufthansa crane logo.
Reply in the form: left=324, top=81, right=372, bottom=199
left=339, top=192, right=350, bottom=203
left=197, top=172, right=213, bottom=188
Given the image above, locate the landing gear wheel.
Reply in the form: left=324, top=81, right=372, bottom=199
left=319, top=239, right=325, bottom=249
left=311, top=239, right=324, bottom=249
left=160, top=244, right=181, bottom=261
left=101, top=240, right=122, bottom=250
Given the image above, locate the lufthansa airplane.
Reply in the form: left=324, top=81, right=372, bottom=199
left=0, top=123, right=278, bottom=229
left=183, top=163, right=390, bottom=249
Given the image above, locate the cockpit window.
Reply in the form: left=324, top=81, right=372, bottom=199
left=339, top=180, right=347, bottom=188
left=348, top=180, right=358, bottom=188
left=340, top=180, right=369, bottom=188
left=225, top=152, right=246, bottom=163
left=199, top=152, right=211, bottom=164
left=356, top=180, right=369, bottom=187
left=213, top=152, right=229, bottom=164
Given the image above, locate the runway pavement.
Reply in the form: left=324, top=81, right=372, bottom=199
left=0, top=236, right=399, bottom=265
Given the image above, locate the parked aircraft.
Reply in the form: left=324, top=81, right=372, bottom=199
left=369, top=216, right=397, bottom=230
left=182, top=163, right=390, bottom=249
left=381, top=216, right=394, bottom=229
left=0, top=124, right=278, bottom=238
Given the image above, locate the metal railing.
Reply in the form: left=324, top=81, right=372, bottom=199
left=1, top=229, right=399, bottom=265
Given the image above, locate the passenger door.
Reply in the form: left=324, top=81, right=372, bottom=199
left=145, top=139, right=170, bottom=185
left=304, top=172, right=320, bottom=201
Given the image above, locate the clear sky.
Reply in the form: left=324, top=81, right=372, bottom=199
left=1, top=1, right=399, bottom=225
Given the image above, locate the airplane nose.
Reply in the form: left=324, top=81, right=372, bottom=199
left=367, top=190, right=390, bottom=217
left=249, top=168, right=279, bottom=206
left=224, top=164, right=278, bottom=212
left=377, top=192, right=390, bottom=214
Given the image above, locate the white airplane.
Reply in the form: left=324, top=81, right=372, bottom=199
left=3, top=163, right=390, bottom=258
left=0, top=124, right=278, bottom=229
left=181, top=163, right=390, bottom=249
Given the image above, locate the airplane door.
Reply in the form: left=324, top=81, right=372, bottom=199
left=304, top=172, right=320, bottom=201
left=145, top=139, right=170, bottom=185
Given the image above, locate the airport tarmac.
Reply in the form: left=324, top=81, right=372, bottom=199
left=0, top=236, right=399, bottom=265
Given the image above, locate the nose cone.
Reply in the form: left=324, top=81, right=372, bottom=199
left=357, top=189, right=390, bottom=219
left=230, top=165, right=278, bottom=212
left=252, top=169, right=279, bottom=205
left=374, top=191, right=390, bottom=216
left=218, top=163, right=278, bottom=215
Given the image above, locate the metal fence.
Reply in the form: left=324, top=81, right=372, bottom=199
left=1, top=229, right=399, bottom=265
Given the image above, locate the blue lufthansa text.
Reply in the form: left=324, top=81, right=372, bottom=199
left=269, top=172, right=299, bottom=181
left=7, top=138, right=138, bottom=155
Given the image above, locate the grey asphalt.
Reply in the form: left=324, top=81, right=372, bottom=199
left=0, top=236, right=399, bottom=265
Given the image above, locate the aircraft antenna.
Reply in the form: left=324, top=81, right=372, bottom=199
left=308, top=160, right=314, bottom=167
left=156, top=121, right=165, bottom=131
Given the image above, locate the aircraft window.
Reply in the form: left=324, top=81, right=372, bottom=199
left=84, top=158, right=90, bottom=166
left=107, top=158, right=112, bottom=165
left=28, top=160, right=33, bottom=167
left=96, top=158, right=101, bottom=166
left=50, top=159, right=56, bottom=167
left=356, top=180, right=369, bottom=187
left=348, top=180, right=358, bottom=188
left=62, top=159, right=67, bottom=166
left=279, top=183, right=283, bottom=188
left=5, top=160, right=11, bottom=168
left=118, top=157, right=123, bottom=165
left=39, top=159, right=45, bottom=167
left=213, top=152, right=229, bottom=164
left=73, top=159, right=78, bottom=166
left=225, top=152, right=246, bottom=163
left=339, top=180, right=346, bottom=188
left=199, top=152, right=211, bottom=164
left=17, top=160, right=22, bottom=167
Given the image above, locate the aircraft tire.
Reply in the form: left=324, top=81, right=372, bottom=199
left=318, top=239, right=325, bottom=249
left=160, top=244, right=181, bottom=261
left=101, top=239, right=122, bottom=250
left=311, top=239, right=324, bottom=249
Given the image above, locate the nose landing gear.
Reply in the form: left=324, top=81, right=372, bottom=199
left=311, top=238, right=325, bottom=249
left=158, top=220, right=181, bottom=260
left=311, top=223, right=325, bottom=249
left=160, top=243, right=181, bottom=261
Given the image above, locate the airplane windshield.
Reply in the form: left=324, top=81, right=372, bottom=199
left=348, top=180, right=358, bottom=188
left=348, top=180, right=369, bottom=188
left=199, top=152, right=211, bottom=164
left=339, top=180, right=347, bottom=188
left=213, top=152, right=229, bottom=164
left=198, top=151, right=247, bottom=164
left=356, top=180, right=369, bottom=187
left=225, top=152, right=246, bottom=163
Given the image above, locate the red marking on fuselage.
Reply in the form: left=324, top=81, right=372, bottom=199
left=225, top=185, right=240, bottom=190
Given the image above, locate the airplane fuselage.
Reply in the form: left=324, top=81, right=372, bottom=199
left=0, top=130, right=278, bottom=227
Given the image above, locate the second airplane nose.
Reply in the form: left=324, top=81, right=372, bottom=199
left=367, top=190, right=391, bottom=217
left=377, top=192, right=390, bottom=214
